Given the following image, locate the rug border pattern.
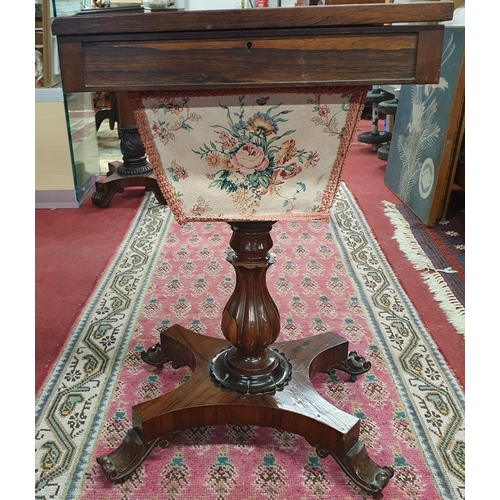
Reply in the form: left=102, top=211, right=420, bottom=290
left=331, top=185, right=465, bottom=499
left=35, top=194, right=173, bottom=499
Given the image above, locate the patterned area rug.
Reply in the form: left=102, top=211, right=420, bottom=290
left=35, top=184, right=465, bottom=500
left=382, top=199, right=465, bottom=335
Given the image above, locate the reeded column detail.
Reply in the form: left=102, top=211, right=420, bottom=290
left=211, top=221, right=291, bottom=394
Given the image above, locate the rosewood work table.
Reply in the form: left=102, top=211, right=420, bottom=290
left=52, top=3, right=453, bottom=498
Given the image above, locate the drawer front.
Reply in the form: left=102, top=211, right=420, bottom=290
left=80, top=33, right=421, bottom=91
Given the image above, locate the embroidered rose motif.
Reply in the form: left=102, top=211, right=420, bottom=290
left=192, top=94, right=332, bottom=215
left=230, top=144, right=269, bottom=175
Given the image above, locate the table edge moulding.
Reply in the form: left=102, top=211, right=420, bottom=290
left=51, top=3, right=454, bottom=498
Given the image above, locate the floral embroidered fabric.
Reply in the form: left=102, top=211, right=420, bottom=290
left=130, top=89, right=366, bottom=224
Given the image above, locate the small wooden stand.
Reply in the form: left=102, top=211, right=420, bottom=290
left=97, top=222, right=394, bottom=498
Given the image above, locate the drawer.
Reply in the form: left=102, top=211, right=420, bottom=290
left=79, top=32, right=422, bottom=91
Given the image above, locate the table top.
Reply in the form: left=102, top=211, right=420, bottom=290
left=52, top=3, right=454, bottom=35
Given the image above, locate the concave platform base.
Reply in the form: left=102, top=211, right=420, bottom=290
left=92, top=161, right=166, bottom=208
left=97, top=325, right=394, bottom=498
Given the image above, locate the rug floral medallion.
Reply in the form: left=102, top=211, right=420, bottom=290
left=35, top=184, right=465, bottom=500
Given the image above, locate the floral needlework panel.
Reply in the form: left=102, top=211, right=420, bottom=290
left=132, top=91, right=364, bottom=224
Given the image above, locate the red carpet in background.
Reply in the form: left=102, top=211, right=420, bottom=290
left=35, top=188, right=144, bottom=394
left=35, top=118, right=465, bottom=393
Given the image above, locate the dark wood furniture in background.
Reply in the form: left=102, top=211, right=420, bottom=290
left=52, top=4, right=453, bottom=498
left=92, top=89, right=167, bottom=207
left=94, top=91, right=119, bottom=132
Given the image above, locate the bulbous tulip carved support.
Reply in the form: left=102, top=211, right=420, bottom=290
left=211, top=221, right=292, bottom=394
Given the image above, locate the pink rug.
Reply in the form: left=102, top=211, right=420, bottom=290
left=36, top=186, right=464, bottom=499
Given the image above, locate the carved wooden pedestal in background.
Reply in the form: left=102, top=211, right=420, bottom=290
left=92, top=92, right=166, bottom=208
left=97, top=222, right=394, bottom=498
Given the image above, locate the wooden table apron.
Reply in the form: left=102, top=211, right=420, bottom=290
left=51, top=4, right=454, bottom=498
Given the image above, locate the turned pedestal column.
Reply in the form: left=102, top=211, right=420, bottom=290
left=211, top=221, right=292, bottom=395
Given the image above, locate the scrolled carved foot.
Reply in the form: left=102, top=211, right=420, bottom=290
left=96, top=428, right=172, bottom=483
left=92, top=190, right=117, bottom=208
left=327, top=350, right=371, bottom=381
left=140, top=343, right=175, bottom=370
left=318, top=440, right=394, bottom=499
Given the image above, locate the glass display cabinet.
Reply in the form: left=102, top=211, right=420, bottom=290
left=35, top=0, right=100, bottom=208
